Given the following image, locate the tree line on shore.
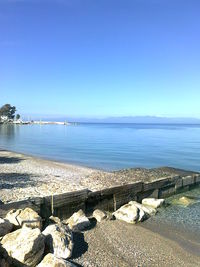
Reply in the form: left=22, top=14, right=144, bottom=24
left=0, top=104, right=20, bottom=122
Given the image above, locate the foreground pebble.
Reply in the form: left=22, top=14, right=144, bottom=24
left=1, top=227, right=45, bottom=266
left=43, top=223, right=73, bottom=259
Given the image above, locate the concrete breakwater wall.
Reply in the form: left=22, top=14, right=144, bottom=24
left=0, top=174, right=200, bottom=220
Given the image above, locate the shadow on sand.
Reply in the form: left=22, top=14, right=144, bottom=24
left=0, top=173, right=39, bottom=190
left=0, top=156, right=25, bottom=164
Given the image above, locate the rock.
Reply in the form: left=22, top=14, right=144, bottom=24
left=43, top=223, right=73, bottom=259
left=93, top=209, right=107, bottom=222
left=1, top=227, right=45, bottom=266
left=113, top=203, right=139, bottom=224
left=65, top=210, right=90, bottom=231
left=0, top=219, right=13, bottom=237
left=142, top=198, right=165, bottom=209
left=129, top=201, right=157, bottom=216
left=172, top=196, right=196, bottom=207
left=128, top=201, right=148, bottom=222
left=49, top=215, right=61, bottom=224
left=37, top=253, right=76, bottom=267
left=6, top=208, right=42, bottom=229
left=0, top=244, right=11, bottom=267
left=137, top=206, right=146, bottom=222
left=0, top=258, right=9, bottom=267
left=5, top=209, right=21, bottom=227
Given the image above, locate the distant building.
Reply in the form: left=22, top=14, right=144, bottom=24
left=0, top=116, right=13, bottom=123
left=13, top=119, right=23, bottom=124
left=0, top=116, right=8, bottom=122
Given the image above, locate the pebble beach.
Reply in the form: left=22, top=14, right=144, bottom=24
left=0, top=149, right=195, bottom=203
left=0, top=149, right=200, bottom=266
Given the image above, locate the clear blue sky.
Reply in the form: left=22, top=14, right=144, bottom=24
left=0, top=0, right=200, bottom=119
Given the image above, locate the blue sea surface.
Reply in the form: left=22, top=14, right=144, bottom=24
left=0, top=123, right=200, bottom=171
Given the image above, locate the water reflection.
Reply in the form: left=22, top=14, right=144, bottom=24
left=0, top=124, right=18, bottom=140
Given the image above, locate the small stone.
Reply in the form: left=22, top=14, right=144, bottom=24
left=142, top=198, right=165, bottom=208
left=0, top=219, right=13, bottom=237
left=37, top=253, right=76, bottom=267
left=93, top=209, right=107, bottom=222
left=65, top=210, right=90, bottom=231
left=43, top=223, right=73, bottom=259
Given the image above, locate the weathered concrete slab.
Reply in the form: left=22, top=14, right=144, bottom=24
left=41, top=189, right=89, bottom=219
left=0, top=173, right=199, bottom=220
left=195, top=174, right=200, bottom=184
left=143, top=177, right=174, bottom=192
left=182, top=176, right=195, bottom=187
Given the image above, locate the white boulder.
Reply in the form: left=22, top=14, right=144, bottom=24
left=6, top=208, right=42, bottom=229
left=65, top=210, right=90, bottom=231
left=1, top=227, right=45, bottom=266
left=129, top=201, right=157, bottom=216
left=113, top=203, right=139, bottom=224
left=42, top=223, right=73, bottom=259
left=142, top=198, right=165, bottom=209
left=5, top=209, right=21, bottom=227
left=0, top=218, right=13, bottom=237
left=93, top=209, right=107, bottom=222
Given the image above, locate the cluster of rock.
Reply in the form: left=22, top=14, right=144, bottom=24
left=0, top=208, right=75, bottom=267
left=113, top=198, right=165, bottom=224
left=0, top=198, right=164, bottom=266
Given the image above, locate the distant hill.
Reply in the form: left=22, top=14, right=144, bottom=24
left=23, top=115, right=200, bottom=124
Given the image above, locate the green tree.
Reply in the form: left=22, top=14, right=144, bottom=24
left=16, top=114, right=20, bottom=120
left=0, top=104, right=16, bottom=119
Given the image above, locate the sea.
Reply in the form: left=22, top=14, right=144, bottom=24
left=0, top=123, right=200, bottom=172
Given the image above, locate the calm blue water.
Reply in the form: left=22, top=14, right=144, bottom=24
left=0, top=123, right=200, bottom=171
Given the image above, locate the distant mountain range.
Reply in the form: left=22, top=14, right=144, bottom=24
left=23, top=115, right=200, bottom=124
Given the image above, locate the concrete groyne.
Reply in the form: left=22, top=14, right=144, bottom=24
left=0, top=173, right=200, bottom=220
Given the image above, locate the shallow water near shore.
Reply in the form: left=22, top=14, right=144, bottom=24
left=0, top=123, right=200, bottom=171
left=143, top=186, right=200, bottom=255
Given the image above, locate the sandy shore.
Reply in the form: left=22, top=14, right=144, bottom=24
left=71, top=220, right=200, bottom=267
left=0, top=149, right=197, bottom=203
